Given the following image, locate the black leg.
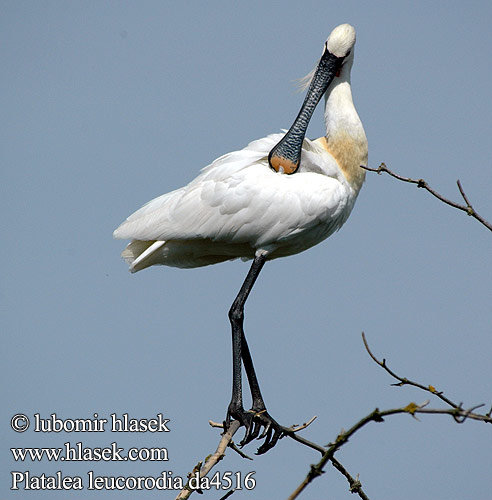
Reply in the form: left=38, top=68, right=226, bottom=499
left=241, top=332, right=265, bottom=412
left=225, top=253, right=286, bottom=454
left=226, top=254, right=265, bottom=419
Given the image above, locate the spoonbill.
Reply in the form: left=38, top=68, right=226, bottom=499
left=114, top=23, right=367, bottom=454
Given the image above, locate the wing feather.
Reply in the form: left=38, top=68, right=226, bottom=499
left=113, top=133, right=349, bottom=252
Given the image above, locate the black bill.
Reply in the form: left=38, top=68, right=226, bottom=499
left=268, top=47, right=344, bottom=174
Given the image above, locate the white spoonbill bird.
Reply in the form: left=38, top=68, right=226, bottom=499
left=114, top=23, right=367, bottom=454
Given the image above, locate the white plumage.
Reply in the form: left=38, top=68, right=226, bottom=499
left=114, top=23, right=367, bottom=273
left=114, top=23, right=368, bottom=454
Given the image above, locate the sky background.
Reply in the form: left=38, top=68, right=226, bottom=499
left=2, top=1, right=492, bottom=499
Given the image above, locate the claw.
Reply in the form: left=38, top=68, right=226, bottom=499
left=249, top=419, right=262, bottom=441
left=258, top=421, right=271, bottom=440
left=239, top=425, right=253, bottom=447
left=257, top=425, right=283, bottom=455
left=237, top=412, right=254, bottom=447
left=261, top=425, right=272, bottom=447
left=226, top=404, right=286, bottom=454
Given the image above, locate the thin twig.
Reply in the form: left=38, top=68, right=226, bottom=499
left=210, top=418, right=366, bottom=497
left=208, top=420, right=254, bottom=459
left=330, top=457, right=370, bottom=500
left=177, top=416, right=326, bottom=499
left=361, top=332, right=458, bottom=409
left=287, top=402, right=491, bottom=500
left=361, top=163, right=492, bottom=232
left=175, top=420, right=241, bottom=500
left=362, top=332, right=492, bottom=425
left=210, top=416, right=325, bottom=454
left=289, top=334, right=492, bottom=499
left=218, top=489, right=236, bottom=500
left=291, top=415, right=318, bottom=432
left=228, top=440, right=254, bottom=460
left=456, top=179, right=472, bottom=207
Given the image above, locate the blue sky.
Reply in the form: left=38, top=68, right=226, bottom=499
left=2, top=1, right=492, bottom=499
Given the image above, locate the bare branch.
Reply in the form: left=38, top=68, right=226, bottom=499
left=456, top=179, right=472, bottom=207
left=218, top=489, right=236, bottom=500
left=210, top=416, right=325, bottom=454
left=183, top=335, right=491, bottom=500
left=283, top=417, right=327, bottom=454
left=288, top=335, right=492, bottom=499
left=291, top=415, right=318, bottom=432
left=361, top=163, right=492, bottom=232
left=177, top=415, right=327, bottom=499
left=362, top=332, right=459, bottom=409
left=175, top=420, right=241, bottom=500
left=288, top=401, right=491, bottom=499
left=228, top=440, right=254, bottom=460
left=361, top=333, right=492, bottom=425
left=330, top=457, right=371, bottom=500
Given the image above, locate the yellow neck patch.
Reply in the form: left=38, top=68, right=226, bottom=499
left=315, top=135, right=367, bottom=193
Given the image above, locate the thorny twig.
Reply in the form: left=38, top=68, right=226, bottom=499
left=362, top=332, right=492, bottom=425
left=330, top=458, right=370, bottom=500
left=361, top=163, right=492, bottom=232
left=361, top=332, right=458, bottom=408
left=288, top=334, right=492, bottom=500
left=288, top=401, right=491, bottom=500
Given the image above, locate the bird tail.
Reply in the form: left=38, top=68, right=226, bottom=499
left=121, top=240, right=165, bottom=273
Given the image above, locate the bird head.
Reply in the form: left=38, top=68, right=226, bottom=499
left=268, top=24, right=357, bottom=174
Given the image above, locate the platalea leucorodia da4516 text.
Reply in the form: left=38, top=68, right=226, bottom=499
left=114, top=23, right=367, bottom=454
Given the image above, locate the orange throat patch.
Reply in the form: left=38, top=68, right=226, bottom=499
left=269, top=154, right=298, bottom=175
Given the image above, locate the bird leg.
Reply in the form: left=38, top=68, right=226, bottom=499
left=225, top=253, right=287, bottom=454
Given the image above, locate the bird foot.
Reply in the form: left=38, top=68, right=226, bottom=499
left=225, top=405, right=287, bottom=455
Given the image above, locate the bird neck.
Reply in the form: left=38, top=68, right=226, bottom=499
left=321, top=72, right=368, bottom=193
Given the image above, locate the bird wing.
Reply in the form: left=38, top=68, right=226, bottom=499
left=113, top=133, right=349, bottom=249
